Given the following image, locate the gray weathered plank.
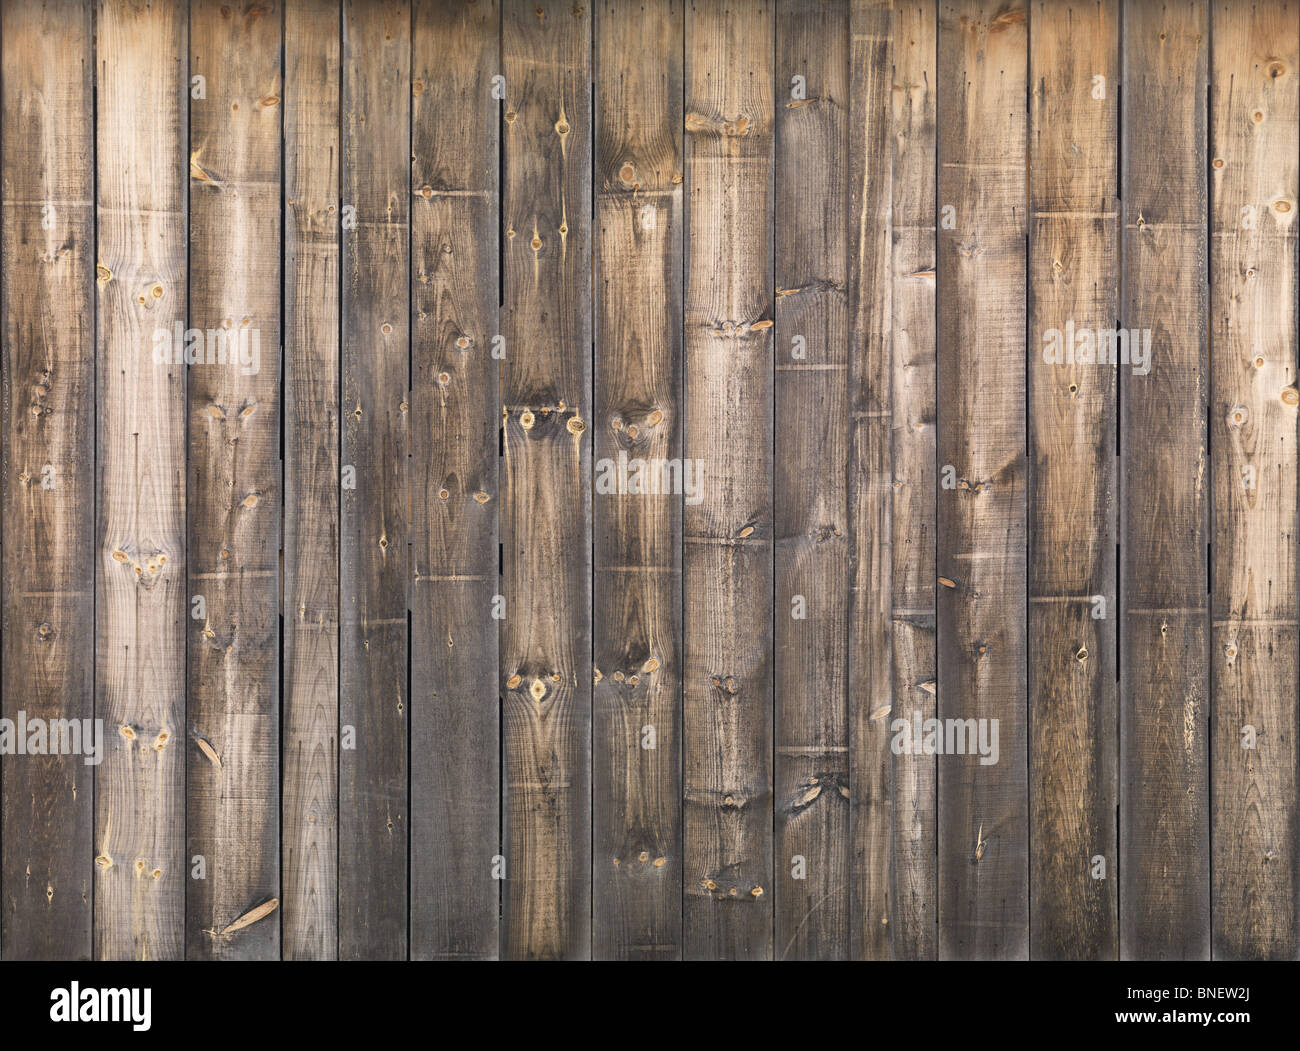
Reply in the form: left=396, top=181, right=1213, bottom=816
left=775, top=0, right=850, bottom=962
left=592, top=0, right=684, bottom=961
left=410, top=0, right=501, bottom=961
left=935, top=0, right=1028, bottom=960
left=847, top=0, right=897, bottom=961
left=499, top=0, right=593, bottom=961
left=1120, top=0, right=1210, bottom=961
left=0, top=0, right=96, bottom=961
left=283, top=0, right=340, bottom=961
left=682, top=0, right=775, bottom=961
left=340, top=0, right=409, bottom=960
left=186, top=0, right=282, bottom=961
left=886, top=0, right=937, bottom=962
left=1028, top=0, right=1119, bottom=960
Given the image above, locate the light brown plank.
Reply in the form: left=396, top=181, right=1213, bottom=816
left=283, top=0, right=340, bottom=960
left=94, top=0, right=188, bottom=961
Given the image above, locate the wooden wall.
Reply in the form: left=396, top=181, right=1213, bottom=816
left=0, top=0, right=1296, bottom=961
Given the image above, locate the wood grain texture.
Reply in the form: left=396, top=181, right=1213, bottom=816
left=340, top=0, right=409, bottom=960
left=0, top=0, right=95, bottom=961
left=887, top=0, right=937, bottom=961
left=847, top=0, right=895, bottom=962
left=592, top=0, right=684, bottom=961
left=94, top=0, right=188, bottom=962
left=499, top=0, right=593, bottom=961
left=410, top=0, right=500, bottom=961
left=775, top=0, right=850, bottom=963
left=682, top=0, right=774, bottom=962
left=1209, top=0, right=1298, bottom=961
left=1027, top=0, right=1118, bottom=960
left=936, top=0, right=1028, bottom=961
left=282, top=0, right=339, bottom=961
left=1120, top=0, right=1210, bottom=961
left=186, top=0, right=281, bottom=961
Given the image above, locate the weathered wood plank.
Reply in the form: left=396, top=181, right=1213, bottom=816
left=94, top=0, right=188, bottom=961
left=1120, top=0, right=1210, bottom=961
left=847, top=0, right=896, bottom=961
left=682, top=0, right=774, bottom=961
left=935, top=0, right=1028, bottom=960
left=1209, top=0, right=1298, bottom=961
left=340, top=0, right=409, bottom=960
left=500, top=0, right=593, bottom=961
left=775, top=0, right=850, bottom=962
left=592, top=0, right=684, bottom=961
left=283, top=0, right=340, bottom=961
left=186, top=0, right=282, bottom=961
left=1027, top=0, right=1119, bottom=960
left=410, top=0, right=500, bottom=961
left=886, top=0, right=936, bottom=961
left=0, top=0, right=95, bottom=961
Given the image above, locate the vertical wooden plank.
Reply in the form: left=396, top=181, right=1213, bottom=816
left=1120, top=0, right=1209, bottom=961
left=340, top=0, right=409, bottom=960
left=592, top=0, right=684, bottom=961
left=94, top=0, right=187, bottom=961
left=847, top=0, right=896, bottom=961
left=775, top=0, right=849, bottom=961
left=410, top=0, right=500, bottom=961
left=500, top=0, right=592, bottom=961
left=1210, top=0, right=1298, bottom=961
left=682, top=0, right=775, bottom=961
left=1028, top=0, right=1119, bottom=960
left=186, top=0, right=281, bottom=961
left=886, top=0, right=937, bottom=961
left=935, top=0, right=1028, bottom=960
left=282, top=0, right=339, bottom=961
left=0, top=0, right=95, bottom=961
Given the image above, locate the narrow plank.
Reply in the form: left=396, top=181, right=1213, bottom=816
left=847, top=0, right=897, bottom=961
left=282, top=0, right=340, bottom=960
left=500, top=0, right=593, bottom=961
left=94, top=0, right=188, bottom=960
left=935, top=0, right=1028, bottom=960
left=592, top=0, right=684, bottom=961
left=1027, top=0, right=1119, bottom=960
left=776, top=0, right=850, bottom=961
left=1209, top=0, right=1298, bottom=961
left=1120, top=0, right=1210, bottom=961
left=410, top=0, right=500, bottom=961
left=340, top=0, right=409, bottom=960
left=186, top=0, right=281, bottom=961
left=0, top=0, right=95, bottom=960
left=682, top=0, right=775, bottom=961
left=885, top=0, right=937, bottom=961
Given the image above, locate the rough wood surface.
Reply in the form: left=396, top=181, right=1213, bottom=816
left=592, top=0, right=684, bottom=961
left=0, top=0, right=1295, bottom=963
